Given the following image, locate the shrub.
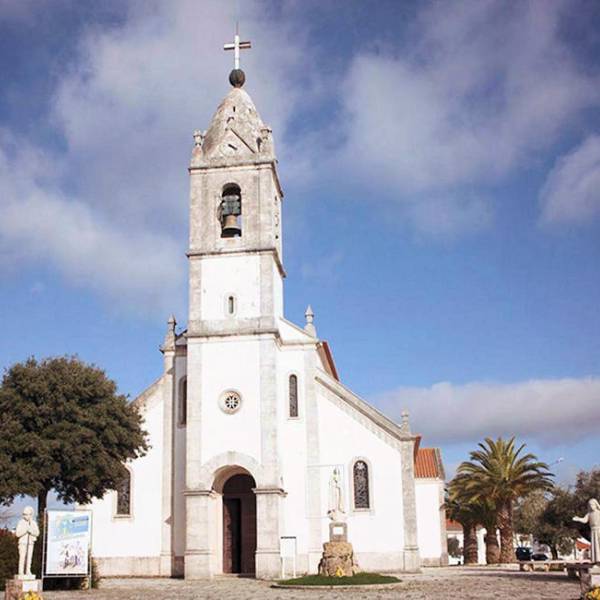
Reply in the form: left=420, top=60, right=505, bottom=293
left=0, top=528, right=18, bottom=581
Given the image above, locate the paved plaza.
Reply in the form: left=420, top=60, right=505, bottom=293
left=6, top=566, right=582, bottom=600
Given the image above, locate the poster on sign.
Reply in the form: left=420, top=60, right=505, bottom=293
left=45, top=510, right=92, bottom=576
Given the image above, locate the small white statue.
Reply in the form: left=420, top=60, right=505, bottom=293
left=573, top=498, right=600, bottom=563
left=327, top=467, right=346, bottom=522
left=16, top=506, right=39, bottom=578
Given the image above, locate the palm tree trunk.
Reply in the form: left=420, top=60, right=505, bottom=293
left=463, top=523, right=479, bottom=564
left=485, top=529, right=500, bottom=564
left=497, top=500, right=515, bottom=563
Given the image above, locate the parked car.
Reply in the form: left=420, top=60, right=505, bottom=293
left=516, top=547, right=532, bottom=561
left=532, top=553, right=549, bottom=561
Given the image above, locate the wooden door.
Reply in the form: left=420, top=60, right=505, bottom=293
left=223, top=498, right=241, bottom=573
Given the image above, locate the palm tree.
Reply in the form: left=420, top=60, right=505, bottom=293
left=445, top=494, right=480, bottom=565
left=456, top=437, right=554, bottom=564
left=446, top=475, right=500, bottom=565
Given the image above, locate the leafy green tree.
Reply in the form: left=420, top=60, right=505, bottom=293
left=447, top=536, right=462, bottom=559
left=0, top=356, right=148, bottom=543
left=572, top=469, right=600, bottom=541
left=536, top=488, right=579, bottom=558
left=456, top=437, right=553, bottom=564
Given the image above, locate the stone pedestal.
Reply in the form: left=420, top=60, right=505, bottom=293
left=580, top=565, right=600, bottom=598
left=318, top=541, right=358, bottom=577
left=329, top=521, right=347, bottom=543
left=5, top=577, right=43, bottom=600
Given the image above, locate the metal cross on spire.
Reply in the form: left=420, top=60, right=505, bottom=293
left=224, top=24, right=251, bottom=71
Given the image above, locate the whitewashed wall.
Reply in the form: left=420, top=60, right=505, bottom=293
left=415, top=479, right=444, bottom=564
left=88, top=381, right=164, bottom=574
left=316, top=389, right=406, bottom=569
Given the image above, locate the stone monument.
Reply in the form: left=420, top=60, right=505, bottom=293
left=573, top=499, right=600, bottom=597
left=5, top=506, right=43, bottom=600
left=573, top=498, right=600, bottom=564
left=318, top=468, right=359, bottom=577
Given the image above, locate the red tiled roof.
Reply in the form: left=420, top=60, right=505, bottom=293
left=317, top=341, right=339, bottom=380
left=446, top=519, right=463, bottom=532
left=415, top=447, right=445, bottom=479
left=577, top=539, right=591, bottom=550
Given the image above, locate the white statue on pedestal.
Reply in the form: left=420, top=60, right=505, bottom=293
left=573, top=499, right=600, bottom=563
left=16, top=506, right=39, bottom=579
left=327, top=467, right=346, bottom=522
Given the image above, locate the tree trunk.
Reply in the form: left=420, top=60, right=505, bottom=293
left=32, top=489, right=48, bottom=577
left=497, top=500, right=515, bottom=564
left=485, top=529, right=500, bottom=564
left=463, top=523, right=479, bottom=565
left=550, top=545, right=559, bottom=560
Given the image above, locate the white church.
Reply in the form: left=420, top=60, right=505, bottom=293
left=87, top=36, right=448, bottom=579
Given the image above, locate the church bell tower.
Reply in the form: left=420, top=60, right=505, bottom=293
left=183, top=33, right=286, bottom=579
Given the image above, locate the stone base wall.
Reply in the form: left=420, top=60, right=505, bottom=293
left=94, top=557, right=162, bottom=577
left=353, top=551, right=407, bottom=572
left=421, top=554, right=449, bottom=567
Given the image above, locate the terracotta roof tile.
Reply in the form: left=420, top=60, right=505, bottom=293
left=415, top=447, right=445, bottom=479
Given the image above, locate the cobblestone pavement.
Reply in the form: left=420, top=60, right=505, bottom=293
left=4, top=567, right=582, bottom=600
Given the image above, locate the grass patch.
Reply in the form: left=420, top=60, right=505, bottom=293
left=278, top=572, right=401, bottom=586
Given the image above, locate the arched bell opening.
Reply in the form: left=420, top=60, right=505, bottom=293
left=214, top=468, right=257, bottom=575
left=220, top=184, right=242, bottom=238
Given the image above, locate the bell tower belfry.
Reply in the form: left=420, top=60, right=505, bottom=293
left=184, top=33, right=287, bottom=580
left=187, top=68, right=284, bottom=335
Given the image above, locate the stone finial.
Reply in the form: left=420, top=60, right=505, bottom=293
left=193, top=130, right=204, bottom=147
left=162, top=314, right=176, bottom=352
left=400, top=410, right=411, bottom=434
left=304, top=305, right=317, bottom=337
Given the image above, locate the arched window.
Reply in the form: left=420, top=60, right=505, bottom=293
left=227, top=295, right=236, bottom=316
left=220, top=184, right=242, bottom=238
left=289, top=374, right=298, bottom=418
left=116, top=469, right=132, bottom=516
left=179, top=377, right=187, bottom=426
left=353, top=460, right=370, bottom=509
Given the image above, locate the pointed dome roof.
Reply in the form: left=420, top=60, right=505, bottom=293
left=201, top=87, right=270, bottom=160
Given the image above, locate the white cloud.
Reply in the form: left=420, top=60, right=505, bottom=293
left=539, top=135, right=600, bottom=224
left=334, top=1, right=600, bottom=235
left=0, top=0, right=315, bottom=315
left=376, top=377, right=600, bottom=446
left=0, top=132, right=184, bottom=316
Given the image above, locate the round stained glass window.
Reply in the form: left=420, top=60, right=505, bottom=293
left=219, top=390, right=241, bottom=414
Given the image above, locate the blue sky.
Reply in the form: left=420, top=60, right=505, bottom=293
left=1, top=0, right=600, bottom=502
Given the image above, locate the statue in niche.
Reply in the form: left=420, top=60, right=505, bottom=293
left=573, top=499, right=600, bottom=563
left=16, top=506, right=39, bottom=578
left=327, top=467, right=346, bottom=522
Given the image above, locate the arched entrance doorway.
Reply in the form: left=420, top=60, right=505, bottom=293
left=222, top=473, right=257, bottom=574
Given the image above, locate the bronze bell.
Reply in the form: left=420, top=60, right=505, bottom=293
left=221, top=214, right=241, bottom=237
left=221, top=192, right=242, bottom=237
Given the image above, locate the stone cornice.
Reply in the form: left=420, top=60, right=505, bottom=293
left=188, top=159, right=283, bottom=198
left=252, top=487, right=287, bottom=497
left=183, top=489, right=217, bottom=498
left=186, top=247, right=286, bottom=278
left=186, top=317, right=279, bottom=340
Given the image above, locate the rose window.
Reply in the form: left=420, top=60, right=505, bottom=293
left=220, top=391, right=241, bottom=414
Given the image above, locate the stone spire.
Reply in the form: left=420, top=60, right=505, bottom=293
left=162, top=314, right=176, bottom=352
left=399, top=410, right=411, bottom=435
left=304, top=305, right=317, bottom=337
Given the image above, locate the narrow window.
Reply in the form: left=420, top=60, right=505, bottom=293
left=220, top=184, right=242, bottom=238
left=353, top=460, right=370, bottom=509
left=227, top=296, right=235, bottom=315
left=289, top=374, right=298, bottom=418
left=116, top=470, right=131, bottom=516
left=179, top=377, right=187, bottom=425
